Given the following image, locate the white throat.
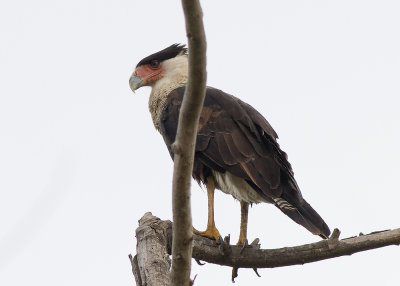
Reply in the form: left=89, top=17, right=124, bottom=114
left=149, top=55, right=188, bottom=131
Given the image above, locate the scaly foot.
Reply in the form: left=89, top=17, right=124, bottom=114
left=236, top=236, right=248, bottom=247
left=193, top=226, right=221, bottom=244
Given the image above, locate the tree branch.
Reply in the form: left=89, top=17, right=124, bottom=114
left=129, top=213, right=172, bottom=286
left=170, top=0, right=207, bottom=285
left=191, top=228, right=400, bottom=268
left=133, top=213, right=400, bottom=274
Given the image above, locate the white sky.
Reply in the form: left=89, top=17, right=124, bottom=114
left=1, top=1, right=399, bottom=285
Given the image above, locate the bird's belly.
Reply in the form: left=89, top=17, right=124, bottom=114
left=211, top=170, right=268, bottom=204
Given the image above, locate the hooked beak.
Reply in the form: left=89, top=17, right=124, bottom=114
left=129, top=74, right=144, bottom=93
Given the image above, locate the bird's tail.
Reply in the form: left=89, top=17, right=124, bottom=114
left=274, top=188, right=331, bottom=239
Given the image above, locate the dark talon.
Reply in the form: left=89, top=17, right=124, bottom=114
left=195, top=259, right=205, bottom=266
left=219, top=235, right=232, bottom=256
left=253, top=268, right=261, bottom=277
left=224, top=234, right=230, bottom=245
left=218, top=244, right=225, bottom=255
left=239, top=239, right=248, bottom=254
left=218, top=239, right=225, bottom=255
left=232, top=267, right=238, bottom=283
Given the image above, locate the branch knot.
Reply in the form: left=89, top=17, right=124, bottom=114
left=328, top=228, right=341, bottom=249
left=171, top=142, right=183, bottom=155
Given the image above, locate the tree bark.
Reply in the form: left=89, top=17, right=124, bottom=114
left=170, top=0, right=207, bottom=286
left=129, top=213, right=172, bottom=286
left=131, top=213, right=400, bottom=283
left=190, top=228, right=400, bottom=268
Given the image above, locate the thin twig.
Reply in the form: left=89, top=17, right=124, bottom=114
left=129, top=254, right=143, bottom=286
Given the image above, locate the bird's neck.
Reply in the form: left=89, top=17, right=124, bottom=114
left=148, top=56, right=188, bottom=131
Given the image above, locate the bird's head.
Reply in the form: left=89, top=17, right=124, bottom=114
left=129, top=44, right=188, bottom=93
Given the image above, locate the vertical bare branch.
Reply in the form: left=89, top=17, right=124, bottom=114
left=170, top=0, right=207, bottom=285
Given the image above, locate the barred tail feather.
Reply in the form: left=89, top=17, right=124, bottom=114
left=274, top=197, right=331, bottom=239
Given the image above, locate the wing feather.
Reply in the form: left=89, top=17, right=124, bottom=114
left=216, top=133, right=237, bottom=165
left=159, top=86, right=330, bottom=238
left=236, top=121, right=272, bottom=157
left=222, top=133, right=250, bottom=163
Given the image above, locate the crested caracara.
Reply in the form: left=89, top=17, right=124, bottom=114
left=129, top=44, right=330, bottom=245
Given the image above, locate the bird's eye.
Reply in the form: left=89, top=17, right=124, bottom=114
left=149, top=60, right=159, bottom=68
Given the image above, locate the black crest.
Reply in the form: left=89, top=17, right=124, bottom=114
left=136, top=44, right=187, bottom=67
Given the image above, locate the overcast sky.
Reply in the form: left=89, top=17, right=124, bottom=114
left=1, top=1, right=399, bottom=285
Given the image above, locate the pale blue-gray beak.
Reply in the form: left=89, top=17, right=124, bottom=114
left=129, top=75, right=144, bottom=92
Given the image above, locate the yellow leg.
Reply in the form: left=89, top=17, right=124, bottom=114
left=193, top=178, right=221, bottom=243
left=237, top=201, right=249, bottom=246
left=232, top=201, right=250, bottom=282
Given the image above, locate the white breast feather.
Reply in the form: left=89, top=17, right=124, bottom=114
left=148, top=55, right=188, bottom=131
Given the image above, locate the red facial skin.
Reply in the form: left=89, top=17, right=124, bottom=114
left=134, top=64, right=164, bottom=86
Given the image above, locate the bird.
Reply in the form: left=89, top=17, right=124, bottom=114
left=129, top=44, right=330, bottom=246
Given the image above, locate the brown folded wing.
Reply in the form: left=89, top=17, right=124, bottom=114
left=160, top=86, right=330, bottom=238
